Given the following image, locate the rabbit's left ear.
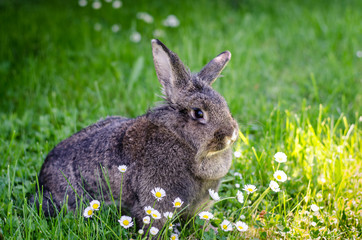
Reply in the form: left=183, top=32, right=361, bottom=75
left=198, top=51, right=231, bottom=85
left=152, top=39, right=190, bottom=102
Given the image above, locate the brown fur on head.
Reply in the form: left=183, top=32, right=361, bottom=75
left=151, top=39, right=238, bottom=166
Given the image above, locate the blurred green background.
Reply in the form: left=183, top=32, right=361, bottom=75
left=1, top=0, right=361, bottom=123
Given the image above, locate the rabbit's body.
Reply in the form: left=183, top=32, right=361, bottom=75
left=34, top=39, right=238, bottom=230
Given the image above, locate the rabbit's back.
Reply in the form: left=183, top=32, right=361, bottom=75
left=37, top=116, right=133, bottom=214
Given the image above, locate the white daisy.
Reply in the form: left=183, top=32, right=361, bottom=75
left=112, top=0, right=122, bottom=9
left=163, top=212, right=173, bottom=219
left=240, top=215, right=246, bottom=220
left=311, top=204, right=320, bottom=212
left=170, top=233, right=179, bottom=240
left=274, top=170, right=287, bottom=182
left=168, top=223, right=173, bottom=230
left=151, top=187, right=166, bottom=201
left=234, top=151, right=242, bottom=158
left=78, top=0, right=87, bottom=7
left=83, top=206, right=94, bottom=218
left=269, top=180, right=280, bottom=192
left=235, top=183, right=240, bottom=188
left=274, top=152, right=287, bottom=163
left=220, top=219, right=233, bottom=232
left=90, top=200, right=100, bottom=211
left=243, top=184, right=257, bottom=194
left=144, top=206, right=154, bottom=215
left=94, top=23, right=102, bottom=31
left=311, top=221, right=317, bottom=227
left=234, top=172, right=242, bottom=178
left=111, top=24, right=120, bottom=33
left=143, top=216, right=150, bottom=224
left=235, top=221, right=248, bottom=232
left=236, top=190, right=244, bottom=203
left=118, top=216, right=133, bottom=229
left=173, top=197, right=184, bottom=208
left=151, top=209, right=162, bottom=220
left=118, top=165, right=127, bottom=173
left=208, top=189, right=220, bottom=201
left=153, top=29, right=165, bottom=38
left=138, top=229, right=144, bottom=235
left=130, top=31, right=141, bottom=43
left=162, top=15, right=180, bottom=27
left=136, top=12, right=154, bottom=24
left=357, top=51, right=362, bottom=58
left=92, top=1, right=101, bottom=9
left=150, top=227, right=159, bottom=235
left=198, top=211, right=214, bottom=220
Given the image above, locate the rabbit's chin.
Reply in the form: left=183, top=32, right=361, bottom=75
left=206, top=146, right=231, bottom=157
left=205, top=135, right=237, bottom=156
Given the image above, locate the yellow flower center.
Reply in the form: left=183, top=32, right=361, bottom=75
left=203, top=215, right=209, bottom=219
left=147, top=210, right=151, bottom=214
left=123, top=220, right=129, bottom=226
left=223, top=225, right=228, bottom=229
left=121, top=168, right=125, bottom=171
left=87, top=210, right=93, bottom=215
left=155, top=192, right=162, bottom=198
left=152, top=214, right=158, bottom=218
left=175, top=202, right=181, bottom=207
left=92, top=203, right=99, bottom=209
left=248, top=188, right=253, bottom=192
left=171, top=236, right=176, bottom=240
left=239, top=226, right=243, bottom=230
left=277, top=175, right=282, bottom=180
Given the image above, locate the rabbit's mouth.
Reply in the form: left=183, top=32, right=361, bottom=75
left=206, top=129, right=238, bottom=155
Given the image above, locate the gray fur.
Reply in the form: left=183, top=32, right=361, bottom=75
left=33, top=39, right=239, bottom=231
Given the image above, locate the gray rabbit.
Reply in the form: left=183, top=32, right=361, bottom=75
left=33, top=39, right=239, bottom=230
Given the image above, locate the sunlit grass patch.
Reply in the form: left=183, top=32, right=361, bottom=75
left=219, top=106, right=361, bottom=239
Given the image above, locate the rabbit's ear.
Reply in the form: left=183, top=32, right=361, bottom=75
left=151, top=39, right=190, bottom=101
left=198, top=51, right=231, bottom=85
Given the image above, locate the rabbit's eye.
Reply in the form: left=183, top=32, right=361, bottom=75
left=192, top=108, right=204, bottom=119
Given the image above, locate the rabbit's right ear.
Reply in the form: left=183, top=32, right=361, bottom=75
left=151, top=39, right=190, bottom=102
left=198, top=51, right=231, bottom=85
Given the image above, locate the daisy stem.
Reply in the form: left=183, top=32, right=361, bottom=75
left=237, top=194, right=249, bottom=220
left=119, top=172, right=123, bottom=217
left=214, top=196, right=236, bottom=204
left=157, top=218, right=169, bottom=240
left=145, top=218, right=154, bottom=239
left=119, top=173, right=124, bottom=236
left=173, top=204, right=191, bottom=235
left=93, top=214, right=120, bottom=240
left=277, top=162, right=280, bottom=171
left=137, top=225, right=146, bottom=240
left=200, top=220, right=207, bottom=240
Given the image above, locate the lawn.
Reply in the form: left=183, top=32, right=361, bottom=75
left=0, top=0, right=361, bottom=239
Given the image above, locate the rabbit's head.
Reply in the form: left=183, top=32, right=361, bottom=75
left=151, top=39, right=238, bottom=159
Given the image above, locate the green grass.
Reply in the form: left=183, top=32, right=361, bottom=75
left=0, top=0, right=361, bottom=239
